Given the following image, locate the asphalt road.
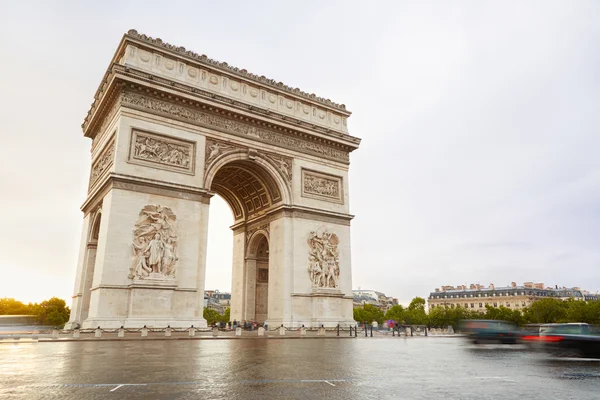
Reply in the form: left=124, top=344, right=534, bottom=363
left=1, top=337, right=599, bottom=399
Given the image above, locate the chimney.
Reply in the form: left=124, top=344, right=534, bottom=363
left=435, top=288, right=440, bottom=293
left=524, top=282, right=533, bottom=288
left=511, top=282, right=517, bottom=288
left=490, top=283, right=495, bottom=290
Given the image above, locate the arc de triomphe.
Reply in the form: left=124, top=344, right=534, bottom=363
left=65, top=30, right=361, bottom=329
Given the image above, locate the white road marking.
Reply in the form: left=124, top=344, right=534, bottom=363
left=323, top=380, right=336, bottom=387
left=110, top=384, right=124, bottom=392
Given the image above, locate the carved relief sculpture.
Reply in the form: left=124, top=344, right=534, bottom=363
left=122, top=90, right=350, bottom=163
left=89, top=139, right=115, bottom=188
left=264, top=153, right=292, bottom=182
left=301, top=169, right=343, bottom=203
left=205, top=139, right=238, bottom=167
left=307, top=231, right=340, bottom=289
left=129, top=205, right=178, bottom=280
left=129, top=130, right=195, bottom=174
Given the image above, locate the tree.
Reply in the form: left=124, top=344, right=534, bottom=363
left=35, top=297, right=70, bottom=327
left=353, top=304, right=384, bottom=325
left=0, top=298, right=32, bottom=315
left=523, top=298, right=567, bottom=324
left=404, top=297, right=428, bottom=325
left=384, top=305, right=404, bottom=322
left=203, top=308, right=223, bottom=326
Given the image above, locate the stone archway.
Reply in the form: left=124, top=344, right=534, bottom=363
left=65, top=30, right=361, bottom=329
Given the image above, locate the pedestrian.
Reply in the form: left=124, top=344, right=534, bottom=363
left=233, top=319, right=237, bottom=330
left=372, top=319, right=378, bottom=331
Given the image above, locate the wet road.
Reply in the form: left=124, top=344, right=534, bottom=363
left=1, top=337, right=599, bottom=399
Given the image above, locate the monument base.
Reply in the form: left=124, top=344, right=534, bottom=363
left=276, top=291, right=355, bottom=328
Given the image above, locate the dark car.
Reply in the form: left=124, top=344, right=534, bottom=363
left=459, top=320, right=521, bottom=344
left=522, top=323, right=600, bottom=358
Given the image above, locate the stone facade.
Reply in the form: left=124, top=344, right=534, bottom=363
left=427, top=282, right=590, bottom=312
left=66, top=30, right=360, bottom=329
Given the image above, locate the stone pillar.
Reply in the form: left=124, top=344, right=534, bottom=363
left=318, top=327, right=326, bottom=336
left=235, top=327, right=242, bottom=336
left=188, top=326, right=196, bottom=337
left=72, top=329, right=80, bottom=339
left=212, top=327, right=219, bottom=337
left=165, top=327, right=172, bottom=337
left=300, top=327, right=307, bottom=336
left=94, top=327, right=102, bottom=338
left=141, top=327, right=148, bottom=337
left=258, top=327, right=265, bottom=336
left=64, top=214, right=92, bottom=330
left=118, top=327, right=125, bottom=338
left=279, top=326, right=285, bottom=336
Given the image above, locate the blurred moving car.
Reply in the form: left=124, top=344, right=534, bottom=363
left=522, top=323, right=600, bottom=358
left=459, top=320, right=521, bottom=344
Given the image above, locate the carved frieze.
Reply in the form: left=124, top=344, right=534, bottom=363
left=129, top=129, right=195, bottom=174
left=89, top=138, right=115, bottom=189
left=121, top=90, right=349, bottom=163
left=307, top=231, right=340, bottom=289
left=301, top=169, right=343, bottom=203
left=129, top=205, right=178, bottom=281
left=264, top=153, right=292, bottom=182
left=205, top=139, right=239, bottom=168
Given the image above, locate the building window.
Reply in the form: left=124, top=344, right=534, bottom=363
left=470, top=303, right=474, bottom=308
left=479, top=303, right=483, bottom=308
left=493, top=302, right=497, bottom=307
left=506, top=302, right=510, bottom=307
left=522, top=302, right=526, bottom=307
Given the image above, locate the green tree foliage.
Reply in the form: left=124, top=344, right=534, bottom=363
left=0, top=297, right=70, bottom=327
left=353, top=304, right=385, bottom=325
left=404, top=297, right=428, bottom=325
left=523, top=298, right=567, bottom=323
left=35, top=298, right=70, bottom=326
left=0, top=298, right=32, bottom=315
left=483, top=305, right=524, bottom=326
left=384, top=305, right=405, bottom=322
left=203, top=307, right=231, bottom=326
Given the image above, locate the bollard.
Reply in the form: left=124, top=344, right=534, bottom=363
left=364, top=324, right=368, bottom=337
left=235, top=327, right=242, bottom=336
left=212, top=327, right=219, bottom=337
left=392, top=327, right=395, bottom=337
left=165, top=326, right=172, bottom=337
left=337, top=324, right=340, bottom=337
left=410, top=326, right=413, bottom=337
left=118, top=326, right=125, bottom=338
left=188, top=325, right=196, bottom=337
left=258, top=327, right=265, bottom=336
left=370, top=325, right=373, bottom=337
left=141, top=326, right=148, bottom=337
left=95, top=327, right=102, bottom=338
left=425, top=327, right=428, bottom=337
left=355, top=325, right=358, bottom=338
left=349, top=326, right=353, bottom=337
left=73, top=329, right=80, bottom=339
left=300, top=325, right=307, bottom=336
left=318, top=326, right=326, bottom=336
left=51, top=329, right=59, bottom=339
left=279, top=325, right=286, bottom=336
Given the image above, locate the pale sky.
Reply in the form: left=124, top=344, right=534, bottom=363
left=0, top=1, right=598, bottom=306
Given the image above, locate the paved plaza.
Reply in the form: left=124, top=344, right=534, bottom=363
left=1, top=337, right=599, bottom=399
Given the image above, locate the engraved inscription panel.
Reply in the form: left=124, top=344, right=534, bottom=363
left=129, top=129, right=195, bottom=174
left=301, top=169, right=343, bottom=203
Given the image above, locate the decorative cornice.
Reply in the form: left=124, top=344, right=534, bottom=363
left=85, top=64, right=360, bottom=148
left=125, top=29, right=348, bottom=112
left=120, top=88, right=352, bottom=163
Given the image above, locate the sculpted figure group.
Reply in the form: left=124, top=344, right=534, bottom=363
left=307, top=231, right=340, bottom=289
left=129, top=205, right=178, bottom=280
left=134, top=136, right=191, bottom=168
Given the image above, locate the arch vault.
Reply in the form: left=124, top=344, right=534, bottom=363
left=65, top=30, right=361, bottom=329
